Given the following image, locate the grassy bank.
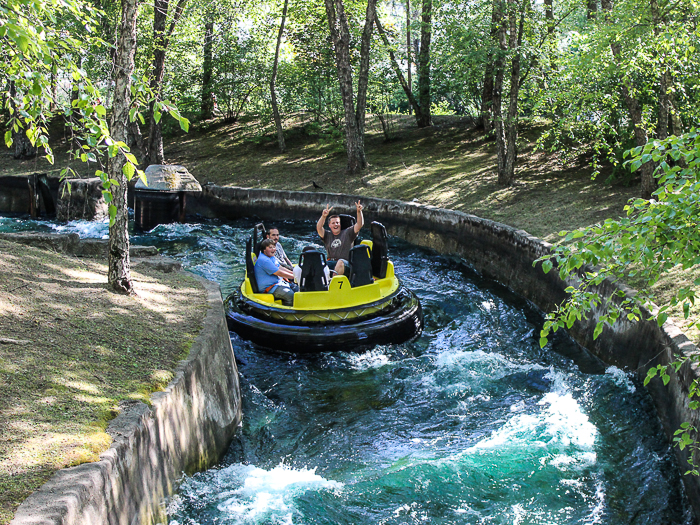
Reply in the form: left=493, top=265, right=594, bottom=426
left=0, top=240, right=207, bottom=524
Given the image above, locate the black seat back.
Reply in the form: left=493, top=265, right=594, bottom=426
left=370, top=221, right=389, bottom=279
left=338, top=214, right=361, bottom=246
left=338, top=214, right=355, bottom=231
left=348, top=244, right=373, bottom=287
left=254, top=222, right=266, bottom=255
left=298, top=250, right=329, bottom=292
left=246, top=237, right=260, bottom=293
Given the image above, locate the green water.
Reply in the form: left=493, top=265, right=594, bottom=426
left=0, top=216, right=692, bottom=524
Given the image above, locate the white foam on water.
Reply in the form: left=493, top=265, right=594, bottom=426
left=214, top=463, right=343, bottom=524
left=605, top=365, right=636, bottom=393
left=466, top=373, right=598, bottom=460
left=345, top=348, right=392, bottom=370
left=584, top=480, right=606, bottom=524
left=50, top=219, right=109, bottom=238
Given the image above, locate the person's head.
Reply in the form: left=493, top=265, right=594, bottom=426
left=268, top=228, right=280, bottom=244
left=260, top=238, right=276, bottom=256
left=328, top=215, right=341, bottom=235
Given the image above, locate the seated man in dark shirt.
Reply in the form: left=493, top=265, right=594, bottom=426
left=315, top=200, right=364, bottom=275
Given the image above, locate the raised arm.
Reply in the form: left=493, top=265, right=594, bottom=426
left=354, top=200, right=364, bottom=234
left=317, top=204, right=332, bottom=238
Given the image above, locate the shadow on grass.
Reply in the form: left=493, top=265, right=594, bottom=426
left=0, top=240, right=207, bottom=524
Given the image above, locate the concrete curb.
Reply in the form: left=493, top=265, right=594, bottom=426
left=10, top=272, right=242, bottom=525
left=189, top=185, right=700, bottom=520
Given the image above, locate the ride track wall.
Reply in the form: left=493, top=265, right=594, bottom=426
left=188, top=184, right=700, bottom=521
left=7, top=269, right=242, bottom=525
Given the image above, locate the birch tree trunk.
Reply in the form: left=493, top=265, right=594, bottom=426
left=480, top=3, right=499, bottom=132
left=200, top=17, right=215, bottom=120
left=492, top=0, right=507, bottom=179
left=502, top=0, right=526, bottom=186
left=146, top=0, right=188, bottom=166
left=355, top=0, right=377, bottom=163
left=270, top=0, right=288, bottom=153
left=324, top=0, right=374, bottom=174
left=416, top=0, right=432, bottom=128
left=406, top=0, right=412, bottom=115
left=108, top=0, right=139, bottom=294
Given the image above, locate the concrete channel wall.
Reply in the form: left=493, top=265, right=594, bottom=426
left=8, top=266, right=242, bottom=525
left=188, top=184, right=700, bottom=520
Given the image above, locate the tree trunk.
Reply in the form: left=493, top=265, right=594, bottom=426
left=108, top=0, right=139, bottom=295
left=270, top=0, right=288, bottom=153
left=200, top=17, right=215, bottom=120
left=544, top=0, right=556, bottom=69
left=502, top=0, right=526, bottom=186
left=406, top=0, right=412, bottom=115
left=650, top=0, right=670, bottom=140
left=12, top=127, right=37, bottom=159
left=324, top=0, right=371, bottom=173
left=375, top=13, right=425, bottom=124
left=416, top=0, right=432, bottom=128
left=492, top=0, right=507, bottom=179
left=8, top=82, right=37, bottom=160
left=480, top=3, right=499, bottom=132
left=669, top=92, right=683, bottom=136
left=146, top=0, right=188, bottom=166
left=602, top=0, right=655, bottom=197
left=355, top=0, right=377, bottom=163
left=146, top=0, right=168, bottom=166
left=587, top=0, right=597, bottom=19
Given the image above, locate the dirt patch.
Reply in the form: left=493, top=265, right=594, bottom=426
left=0, top=240, right=208, bottom=525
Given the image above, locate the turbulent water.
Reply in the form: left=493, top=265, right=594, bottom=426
left=1, top=216, right=693, bottom=524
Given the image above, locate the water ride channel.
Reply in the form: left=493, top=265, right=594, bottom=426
left=0, top=215, right=694, bottom=524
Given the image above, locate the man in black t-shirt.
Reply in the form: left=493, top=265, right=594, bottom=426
left=316, top=200, right=364, bottom=275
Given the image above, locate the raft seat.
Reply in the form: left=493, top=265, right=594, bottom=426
left=349, top=244, right=373, bottom=287
left=298, top=250, right=330, bottom=292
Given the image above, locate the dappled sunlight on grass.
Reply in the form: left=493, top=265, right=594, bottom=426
left=0, top=239, right=208, bottom=522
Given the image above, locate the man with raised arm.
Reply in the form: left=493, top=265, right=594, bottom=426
left=316, top=200, right=364, bottom=276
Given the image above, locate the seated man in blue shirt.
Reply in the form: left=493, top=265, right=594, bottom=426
left=254, top=239, right=296, bottom=306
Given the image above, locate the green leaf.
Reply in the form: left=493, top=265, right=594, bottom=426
left=96, top=105, right=106, bottom=117
left=179, top=117, right=190, bottom=132
left=154, top=111, right=162, bottom=124
left=657, top=312, right=669, bottom=326
left=108, top=204, right=117, bottom=227
left=123, top=162, right=135, bottom=179
left=542, top=260, right=553, bottom=274
left=4, top=130, right=12, bottom=147
left=593, top=322, right=604, bottom=340
left=17, top=35, right=29, bottom=52
left=644, top=367, right=658, bottom=386
left=539, top=337, right=548, bottom=348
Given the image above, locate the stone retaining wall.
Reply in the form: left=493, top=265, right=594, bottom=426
left=9, top=267, right=242, bottom=525
left=188, top=185, right=700, bottom=519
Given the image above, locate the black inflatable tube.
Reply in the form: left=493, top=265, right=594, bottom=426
left=225, top=286, right=423, bottom=353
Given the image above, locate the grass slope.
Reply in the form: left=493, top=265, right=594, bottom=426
left=0, top=241, right=207, bottom=524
